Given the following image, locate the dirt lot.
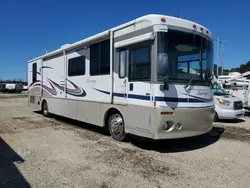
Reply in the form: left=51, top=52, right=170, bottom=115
left=0, top=94, right=250, bottom=188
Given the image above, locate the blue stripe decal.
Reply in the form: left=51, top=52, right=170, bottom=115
left=94, top=88, right=150, bottom=101
left=42, top=66, right=54, bottom=69
left=189, top=98, right=209, bottom=103
left=128, top=94, right=150, bottom=100
left=94, top=88, right=207, bottom=103
left=93, top=88, right=110, bottom=95
left=67, top=88, right=87, bottom=97
left=155, top=97, right=188, bottom=102
left=155, top=97, right=207, bottom=103
left=114, top=93, right=125, bottom=98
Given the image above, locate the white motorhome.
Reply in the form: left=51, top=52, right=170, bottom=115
left=28, top=14, right=214, bottom=141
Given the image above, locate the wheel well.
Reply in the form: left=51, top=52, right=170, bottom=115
left=104, top=108, right=122, bottom=128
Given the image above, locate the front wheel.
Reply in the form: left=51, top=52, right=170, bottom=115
left=108, top=113, right=127, bottom=141
left=42, top=101, right=50, bottom=117
left=213, top=112, right=219, bottom=122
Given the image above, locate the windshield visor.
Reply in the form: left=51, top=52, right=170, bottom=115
left=157, top=30, right=213, bottom=84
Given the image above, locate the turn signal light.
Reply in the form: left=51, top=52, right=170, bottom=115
left=161, top=112, right=174, bottom=115
left=161, top=17, right=166, bottom=22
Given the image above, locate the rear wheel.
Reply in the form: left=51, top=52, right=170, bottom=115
left=42, top=101, right=50, bottom=117
left=108, top=113, right=126, bottom=141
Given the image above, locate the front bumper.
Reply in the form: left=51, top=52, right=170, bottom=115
left=152, top=106, right=214, bottom=139
left=216, top=108, right=245, bottom=119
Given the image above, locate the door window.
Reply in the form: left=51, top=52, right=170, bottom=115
left=129, top=47, right=150, bottom=81
left=119, top=50, right=126, bottom=78
left=32, top=63, right=37, bottom=82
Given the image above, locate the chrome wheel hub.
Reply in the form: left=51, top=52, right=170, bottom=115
left=43, top=104, right=48, bottom=115
left=109, top=114, right=123, bottom=136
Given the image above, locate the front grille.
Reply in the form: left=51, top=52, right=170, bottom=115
left=234, top=101, right=243, bottom=110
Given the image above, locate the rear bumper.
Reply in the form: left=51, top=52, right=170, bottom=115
left=216, top=108, right=245, bottom=119
left=152, top=106, right=214, bottom=139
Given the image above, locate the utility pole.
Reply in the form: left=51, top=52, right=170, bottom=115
left=177, top=8, right=180, bottom=18
left=215, top=37, right=226, bottom=77
left=217, top=37, right=219, bottom=77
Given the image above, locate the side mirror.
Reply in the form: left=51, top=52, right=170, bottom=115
left=160, top=79, right=169, bottom=91
left=160, top=83, right=169, bottom=90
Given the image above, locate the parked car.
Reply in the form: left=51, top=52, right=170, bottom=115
left=213, top=82, right=245, bottom=121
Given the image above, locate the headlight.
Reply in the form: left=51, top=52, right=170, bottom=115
left=217, top=98, right=231, bottom=106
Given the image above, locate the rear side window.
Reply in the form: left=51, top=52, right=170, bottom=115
left=68, top=56, right=86, bottom=76
left=32, top=63, right=37, bottom=82
left=90, top=39, right=110, bottom=75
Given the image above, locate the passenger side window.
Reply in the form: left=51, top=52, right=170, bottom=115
left=32, top=63, right=37, bottom=82
left=129, top=47, right=150, bottom=80
left=119, top=50, right=126, bottom=78
left=90, top=39, right=110, bottom=75
left=68, top=56, right=85, bottom=76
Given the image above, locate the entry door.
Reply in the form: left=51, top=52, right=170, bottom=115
left=126, top=45, right=152, bottom=132
left=113, top=50, right=128, bottom=105
left=127, top=46, right=152, bottom=106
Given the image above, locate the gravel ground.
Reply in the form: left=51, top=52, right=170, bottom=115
left=0, top=95, right=250, bottom=188
left=0, top=92, right=28, bottom=99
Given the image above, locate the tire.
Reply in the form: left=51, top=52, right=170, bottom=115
left=108, top=113, right=127, bottom=141
left=42, top=101, right=50, bottom=117
left=213, top=112, right=219, bottom=122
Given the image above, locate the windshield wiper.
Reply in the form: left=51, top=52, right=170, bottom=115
left=184, top=71, right=198, bottom=89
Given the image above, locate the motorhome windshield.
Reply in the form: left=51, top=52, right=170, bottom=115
left=157, top=30, right=213, bottom=84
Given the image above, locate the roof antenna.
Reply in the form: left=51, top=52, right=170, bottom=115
left=177, top=8, right=180, bottom=18
left=45, top=48, right=48, bottom=54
